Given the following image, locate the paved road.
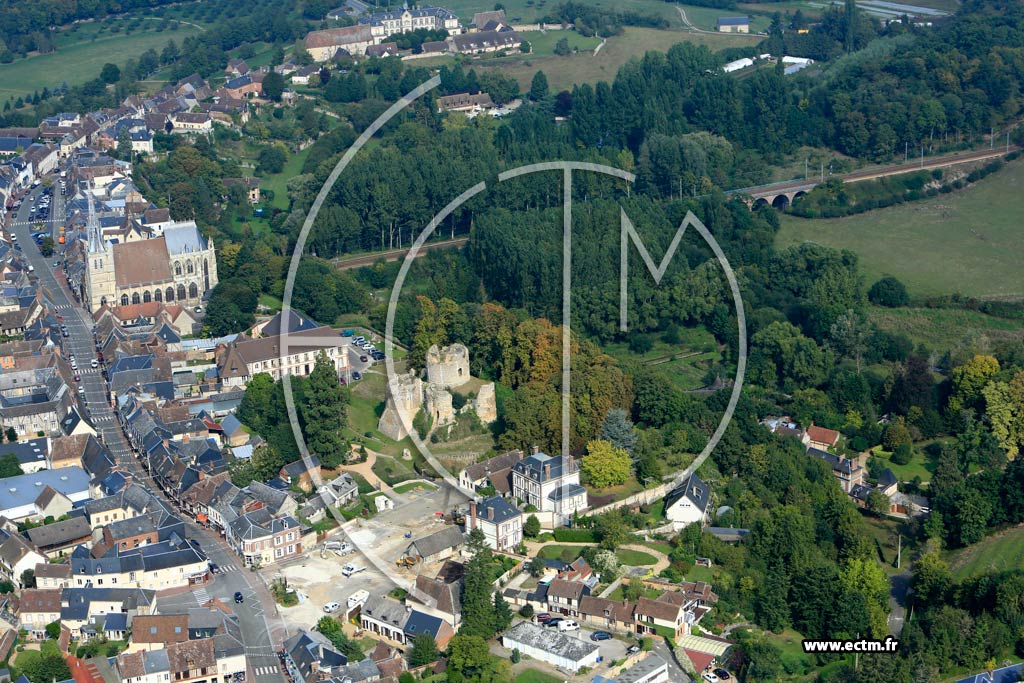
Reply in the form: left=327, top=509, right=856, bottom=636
left=8, top=180, right=287, bottom=683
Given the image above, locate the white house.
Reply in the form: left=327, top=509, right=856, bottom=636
left=465, top=496, right=522, bottom=552
left=664, top=472, right=711, bottom=526
left=511, top=451, right=588, bottom=521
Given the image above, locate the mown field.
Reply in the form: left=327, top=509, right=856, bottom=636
left=0, top=21, right=201, bottom=102
left=947, top=526, right=1024, bottom=579
left=776, top=158, right=1024, bottom=299
left=475, top=26, right=761, bottom=91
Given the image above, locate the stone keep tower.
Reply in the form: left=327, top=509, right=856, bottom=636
left=378, top=372, right=424, bottom=441
left=426, top=344, right=470, bottom=389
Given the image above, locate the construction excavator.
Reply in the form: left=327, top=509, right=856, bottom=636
left=395, top=556, right=418, bottom=569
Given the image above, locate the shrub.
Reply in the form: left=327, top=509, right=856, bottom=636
left=891, top=442, right=913, bottom=465
left=640, top=637, right=653, bottom=651
left=553, top=528, right=597, bottom=543
left=868, top=276, right=910, bottom=307
left=519, top=604, right=534, bottom=618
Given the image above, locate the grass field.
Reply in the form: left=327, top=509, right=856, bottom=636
left=476, top=26, right=761, bottom=91
left=437, top=0, right=690, bottom=27
left=869, top=306, right=1024, bottom=351
left=261, top=146, right=313, bottom=210
left=535, top=544, right=659, bottom=566
left=603, top=330, right=723, bottom=391
left=776, top=158, right=1024, bottom=299
left=515, top=670, right=563, bottom=683
left=869, top=447, right=939, bottom=483
left=947, top=526, right=1024, bottom=579
left=0, top=23, right=201, bottom=101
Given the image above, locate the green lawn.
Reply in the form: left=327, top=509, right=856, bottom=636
left=260, top=145, right=313, bottom=210
left=776, top=158, right=1024, bottom=299
left=0, top=23, right=201, bottom=101
left=258, top=293, right=283, bottom=311
left=869, top=306, right=1024, bottom=352
left=615, top=548, right=659, bottom=566
left=519, top=30, right=602, bottom=56
left=392, top=480, right=439, bottom=494
left=947, top=526, right=1024, bottom=579
left=515, top=670, right=563, bottom=683
left=437, top=0, right=689, bottom=26
left=869, top=447, right=938, bottom=484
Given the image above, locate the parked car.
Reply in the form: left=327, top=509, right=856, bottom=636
left=712, top=670, right=731, bottom=681
left=701, top=674, right=719, bottom=683
left=359, top=355, right=368, bottom=362
left=342, top=329, right=355, bottom=337
left=626, top=645, right=641, bottom=655
left=557, top=620, right=580, bottom=632
left=543, top=618, right=563, bottom=628
left=341, top=564, right=365, bottom=577
left=234, top=592, right=244, bottom=604
left=535, top=613, right=553, bottom=623
left=352, top=371, right=361, bottom=381
left=590, top=631, right=613, bottom=641
left=90, top=359, right=98, bottom=368
left=323, top=602, right=341, bottom=613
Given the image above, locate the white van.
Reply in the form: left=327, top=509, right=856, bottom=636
left=347, top=589, right=369, bottom=608
left=557, top=620, right=580, bottom=632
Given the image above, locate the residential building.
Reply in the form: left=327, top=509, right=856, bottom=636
left=227, top=509, right=302, bottom=567
left=437, top=93, right=496, bottom=114
left=17, top=588, right=63, bottom=639
left=0, top=367, right=72, bottom=437
left=500, top=622, right=599, bottom=673
left=284, top=629, right=348, bottom=683
left=216, top=326, right=350, bottom=386
left=510, top=451, right=588, bottom=519
left=1, top=436, right=49, bottom=473
left=221, top=177, right=260, bottom=204
left=458, top=449, right=522, bottom=493
left=304, top=25, right=376, bottom=61
left=633, top=596, right=688, bottom=639
left=33, top=562, right=72, bottom=589
left=127, top=614, right=190, bottom=651
left=70, top=539, right=208, bottom=591
left=116, top=637, right=245, bottom=683
left=809, top=448, right=864, bottom=493
left=547, top=578, right=590, bottom=615
left=465, top=496, right=522, bottom=552
left=60, top=587, right=157, bottom=640
left=449, top=30, right=521, bottom=54
left=359, top=595, right=455, bottom=648
left=803, top=424, right=841, bottom=451
left=664, top=472, right=711, bottom=526
left=25, top=517, right=92, bottom=557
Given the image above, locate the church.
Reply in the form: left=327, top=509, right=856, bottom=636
left=83, top=193, right=218, bottom=312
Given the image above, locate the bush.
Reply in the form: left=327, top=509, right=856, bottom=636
left=553, top=528, right=597, bottom=543
left=868, top=276, right=910, bottom=307
left=640, top=637, right=653, bottom=651
left=891, top=442, right=913, bottom=465
left=519, top=604, right=534, bottom=618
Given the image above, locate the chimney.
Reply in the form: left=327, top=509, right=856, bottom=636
left=544, top=464, right=550, bottom=479
left=469, top=500, right=476, bottom=529
left=531, top=446, right=539, bottom=455
left=567, top=455, right=574, bottom=472
left=487, top=505, right=494, bottom=521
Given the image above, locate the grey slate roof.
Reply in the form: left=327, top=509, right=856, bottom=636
left=408, top=526, right=463, bottom=559
left=501, top=621, right=598, bottom=663
left=475, top=496, right=520, bottom=525
left=25, top=517, right=91, bottom=549
left=664, top=471, right=711, bottom=514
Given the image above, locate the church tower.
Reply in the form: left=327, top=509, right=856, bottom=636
left=84, top=190, right=116, bottom=312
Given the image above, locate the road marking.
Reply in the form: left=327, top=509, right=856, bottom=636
left=254, top=666, right=279, bottom=676
left=193, top=586, right=210, bottom=605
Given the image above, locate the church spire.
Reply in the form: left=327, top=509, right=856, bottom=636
left=87, top=184, right=104, bottom=254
